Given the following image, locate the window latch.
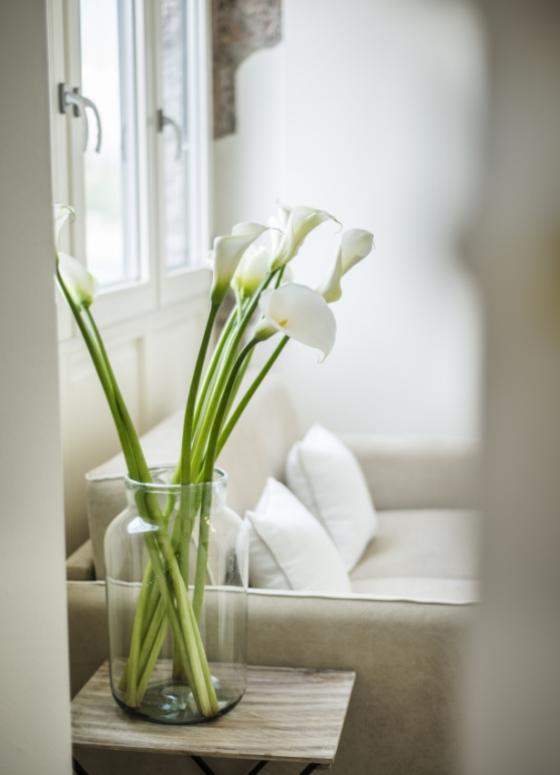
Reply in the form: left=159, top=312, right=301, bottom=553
left=58, top=83, right=103, bottom=153
left=157, top=109, right=184, bottom=161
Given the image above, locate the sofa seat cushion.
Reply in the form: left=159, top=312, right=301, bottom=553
left=350, top=509, right=480, bottom=603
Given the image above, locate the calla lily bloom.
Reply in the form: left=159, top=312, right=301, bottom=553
left=54, top=203, right=96, bottom=308
left=320, top=228, right=374, bottom=303
left=255, top=282, right=336, bottom=360
left=272, top=202, right=291, bottom=230
left=233, top=244, right=272, bottom=298
left=231, top=221, right=267, bottom=237
left=281, top=264, right=295, bottom=284
left=58, top=251, right=97, bottom=308
left=211, top=223, right=267, bottom=304
left=54, top=203, right=75, bottom=241
left=271, top=206, right=339, bottom=270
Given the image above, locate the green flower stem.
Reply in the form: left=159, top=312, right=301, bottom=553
left=170, top=300, right=218, bottom=680
left=142, top=514, right=218, bottom=715
left=82, top=308, right=179, bottom=702
left=132, top=490, right=178, bottom=662
left=172, top=487, right=197, bottom=680
left=136, top=605, right=168, bottom=700
left=131, top=520, right=219, bottom=714
left=57, top=272, right=162, bottom=702
left=192, top=305, right=239, bottom=434
left=123, top=568, right=150, bottom=706
left=191, top=271, right=279, bottom=476
left=84, top=331, right=215, bottom=712
left=58, top=259, right=282, bottom=714
left=138, top=598, right=166, bottom=679
left=192, top=340, right=258, bottom=619
left=126, top=484, right=216, bottom=709
left=180, top=303, right=219, bottom=485
left=56, top=271, right=133, bottom=468
left=132, top=487, right=204, bottom=690
left=59, top=275, right=215, bottom=713
left=221, top=343, right=254, bottom=425
left=217, top=336, right=289, bottom=457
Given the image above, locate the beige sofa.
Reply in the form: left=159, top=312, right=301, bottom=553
left=67, top=376, right=479, bottom=774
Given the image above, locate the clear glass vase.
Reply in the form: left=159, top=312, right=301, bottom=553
left=104, top=467, right=248, bottom=724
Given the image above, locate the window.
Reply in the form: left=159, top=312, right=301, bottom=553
left=160, top=0, right=190, bottom=271
left=80, top=0, right=141, bottom=287
left=48, top=0, right=210, bottom=327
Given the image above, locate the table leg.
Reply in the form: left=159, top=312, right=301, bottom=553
left=192, top=757, right=269, bottom=775
left=246, top=762, right=269, bottom=774
left=72, top=756, right=89, bottom=775
left=192, top=756, right=218, bottom=774
left=299, top=765, right=320, bottom=775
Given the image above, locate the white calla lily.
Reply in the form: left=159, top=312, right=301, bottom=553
left=231, top=221, right=267, bottom=237
left=272, top=205, right=339, bottom=270
left=255, top=282, right=336, bottom=360
left=211, top=223, right=267, bottom=303
left=281, top=264, right=295, bottom=284
left=58, top=251, right=96, bottom=308
left=320, top=228, right=374, bottom=303
left=53, top=204, right=96, bottom=307
left=263, top=204, right=289, bottom=262
left=233, top=244, right=272, bottom=298
left=269, top=202, right=291, bottom=231
left=54, top=203, right=75, bottom=243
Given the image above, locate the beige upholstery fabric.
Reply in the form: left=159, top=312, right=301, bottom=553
left=354, top=510, right=480, bottom=580
left=343, top=433, right=479, bottom=511
left=350, top=509, right=480, bottom=603
left=66, top=538, right=95, bottom=581
left=68, top=581, right=471, bottom=775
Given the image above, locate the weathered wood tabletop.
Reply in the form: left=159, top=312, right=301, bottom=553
left=72, top=663, right=355, bottom=769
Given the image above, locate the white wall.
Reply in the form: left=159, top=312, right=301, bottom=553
left=213, top=0, right=485, bottom=440
left=0, top=2, right=72, bottom=772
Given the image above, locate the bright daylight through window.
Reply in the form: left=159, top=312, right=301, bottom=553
left=80, top=0, right=140, bottom=287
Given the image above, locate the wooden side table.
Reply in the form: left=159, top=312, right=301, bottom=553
left=72, top=663, right=355, bottom=774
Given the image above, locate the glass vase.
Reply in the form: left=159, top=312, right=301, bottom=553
left=104, top=467, right=248, bottom=724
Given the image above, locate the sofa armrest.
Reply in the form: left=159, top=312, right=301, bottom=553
left=67, top=581, right=107, bottom=697
left=66, top=539, right=95, bottom=581
left=341, top=434, right=479, bottom=511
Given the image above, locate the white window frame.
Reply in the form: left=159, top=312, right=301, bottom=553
left=48, top=0, right=212, bottom=337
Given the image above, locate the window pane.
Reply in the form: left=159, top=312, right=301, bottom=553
left=80, top=0, right=140, bottom=287
left=161, top=0, right=191, bottom=270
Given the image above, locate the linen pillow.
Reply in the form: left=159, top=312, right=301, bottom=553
left=247, top=478, right=351, bottom=593
left=286, top=424, right=378, bottom=570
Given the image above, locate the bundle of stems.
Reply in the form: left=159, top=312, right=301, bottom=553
left=54, top=204, right=374, bottom=716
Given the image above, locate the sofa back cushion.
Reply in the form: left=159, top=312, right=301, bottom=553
left=86, top=374, right=302, bottom=579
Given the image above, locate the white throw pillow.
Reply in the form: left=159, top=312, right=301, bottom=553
left=286, top=424, right=378, bottom=570
left=247, top=478, right=351, bottom=593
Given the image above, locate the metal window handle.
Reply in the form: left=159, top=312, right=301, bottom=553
left=58, top=83, right=103, bottom=153
left=157, top=109, right=184, bottom=161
